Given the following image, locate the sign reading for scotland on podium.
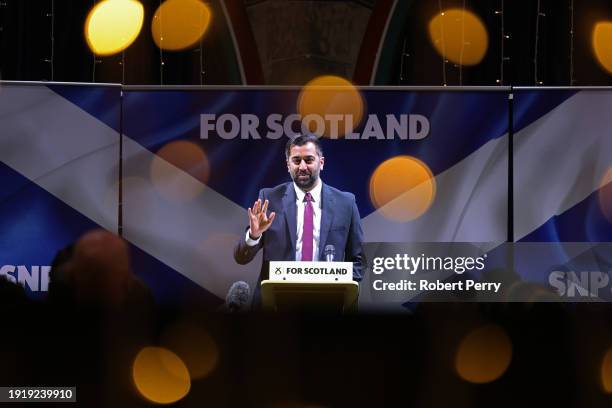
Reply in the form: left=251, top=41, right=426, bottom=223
left=261, top=262, right=358, bottom=312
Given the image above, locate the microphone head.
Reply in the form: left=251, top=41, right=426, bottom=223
left=226, top=281, right=250, bottom=312
left=324, top=245, right=335, bottom=262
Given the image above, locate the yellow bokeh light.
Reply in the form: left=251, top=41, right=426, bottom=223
left=150, top=140, right=210, bottom=202
left=598, top=168, right=612, bottom=222
left=85, top=0, right=144, bottom=56
left=132, top=346, right=191, bottom=404
left=369, top=156, right=436, bottom=222
left=161, top=320, right=220, bottom=380
left=455, top=324, right=512, bottom=384
left=297, top=75, right=364, bottom=138
left=152, top=0, right=212, bottom=51
left=593, top=22, right=612, bottom=74
left=428, top=8, right=488, bottom=66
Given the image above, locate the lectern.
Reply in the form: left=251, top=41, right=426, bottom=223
left=261, top=261, right=359, bottom=313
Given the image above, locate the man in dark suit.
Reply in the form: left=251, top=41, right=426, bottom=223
left=234, top=134, right=365, bottom=302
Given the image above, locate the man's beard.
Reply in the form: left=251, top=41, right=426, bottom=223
left=292, top=171, right=318, bottom=190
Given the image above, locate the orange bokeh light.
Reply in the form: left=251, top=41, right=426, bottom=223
left=428, top=9, right=488, bottom=66
left=152, top=0, right=211, bottom=51
left=593, top=22, right=612, bottom=74
left=601, top=347, right=612, bottom=392
left=369, top=156, right=436, bottom=222
left=455, top=324, right=512, bottom=384
left=132, top=346, right=191, bottom=404
left=297, top=75, right=364, bottom=138
left=150, top=140, right=210, bottom=202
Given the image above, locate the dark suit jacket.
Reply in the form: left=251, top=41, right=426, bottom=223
left=234, top=182, right=365, bottom=303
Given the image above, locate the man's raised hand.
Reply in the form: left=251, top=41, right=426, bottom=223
left=248, top=199, right=276, bottom=239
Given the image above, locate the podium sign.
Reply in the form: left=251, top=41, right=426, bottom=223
left=262, top=261, right=358, bottom=312
left=268, top=261, right=353, bottom=283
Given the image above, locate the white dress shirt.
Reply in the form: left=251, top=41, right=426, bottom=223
left=293, top=179, right=322, bottom=261
left=245, top=179, right=323, bottom=261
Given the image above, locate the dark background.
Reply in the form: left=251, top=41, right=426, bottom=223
left=2, top=0, right=612, bottom=86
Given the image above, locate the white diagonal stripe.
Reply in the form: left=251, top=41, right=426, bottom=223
left=363, top=134, right=508, bottom=244
left=514, top=91, right=612, bottom=240
left=121, top=136, right=261, bottom=297
left=0, top=84, right=119, bottom=232
left=363, top=91, right=612, bottom=245
left=0, top=83, right=260, bottom=299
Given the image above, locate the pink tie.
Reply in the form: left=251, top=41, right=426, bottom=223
left=301, top=192, right=314, bottom=261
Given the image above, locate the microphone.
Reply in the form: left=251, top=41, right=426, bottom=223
left=324, top=245, right=335, bottom=262
left=225, top=281, right=250, bottom=312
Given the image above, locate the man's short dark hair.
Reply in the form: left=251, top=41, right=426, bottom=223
left=285, top=134, right=323, bottom=159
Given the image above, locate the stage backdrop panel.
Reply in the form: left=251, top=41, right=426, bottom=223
left=0, top=82, right=120, bottom=298
left=513, top=89, right=612, bottom=299
left=121, top=87, right=510, bottom=308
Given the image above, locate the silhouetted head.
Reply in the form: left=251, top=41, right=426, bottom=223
left=67, top=229, right=132, bottom=309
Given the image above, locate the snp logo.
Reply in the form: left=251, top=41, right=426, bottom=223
left=549, top=271, right=610, bottom=298
left=0, top=265, right=51, bottom=292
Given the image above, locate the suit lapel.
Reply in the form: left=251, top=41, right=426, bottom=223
left=282, top=183, right=297, bottom=255
left=319, top=183, right=334, bottom=259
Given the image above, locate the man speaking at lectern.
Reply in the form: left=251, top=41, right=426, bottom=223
left=234, top=134, right=365, bottom=301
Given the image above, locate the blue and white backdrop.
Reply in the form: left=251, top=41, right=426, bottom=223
left=1, top=83, right=610, bottom=308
